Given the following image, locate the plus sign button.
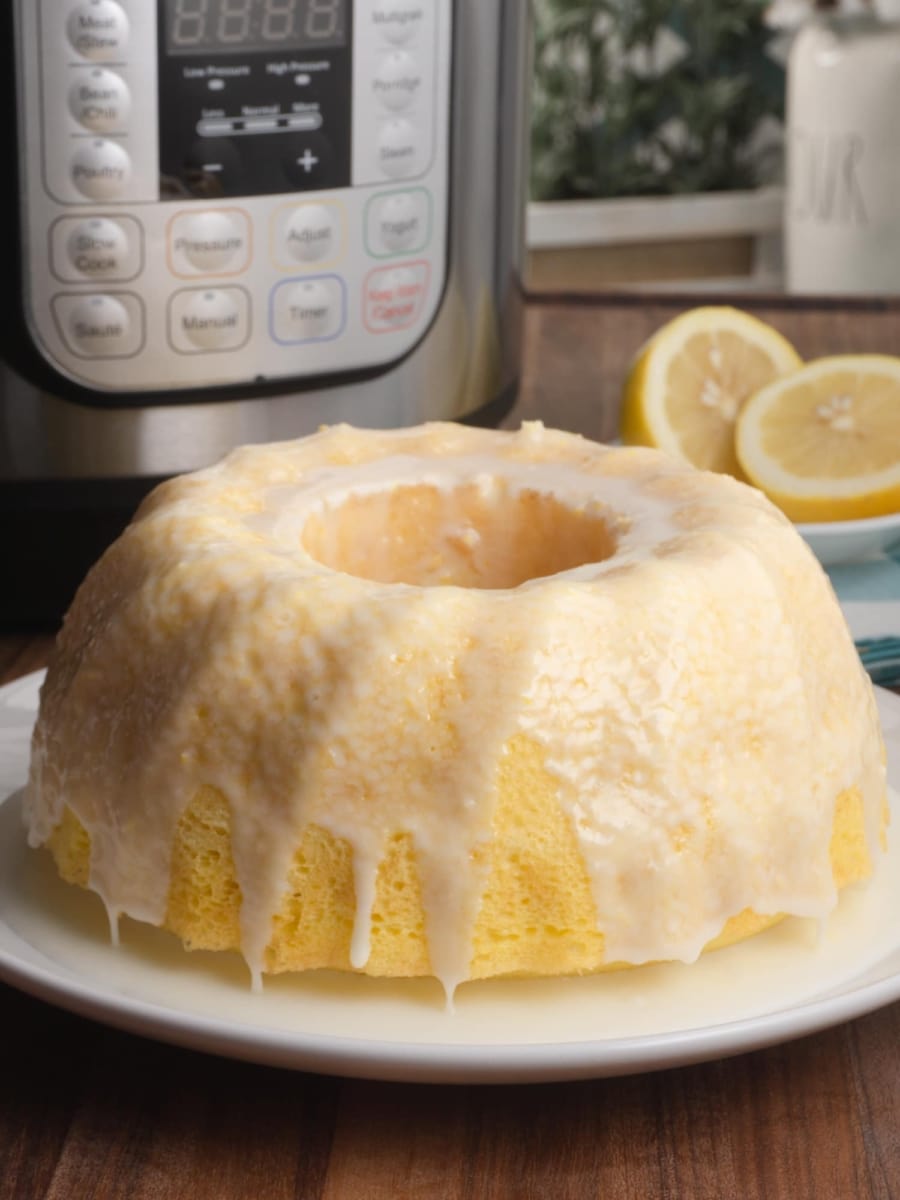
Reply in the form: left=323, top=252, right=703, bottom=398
left=283, top=133, right=335, bottom=189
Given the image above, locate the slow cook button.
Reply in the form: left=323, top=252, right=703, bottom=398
left=364, top=261, right=429, bottom=332
left=67, top=0, right=129, bottom=61
left=169, top=287, right=250, bottom=352
left=169, top=209, right=250, bottom=274
left=52, top=291, right=143, bottom=357
left=271, top=277, right=345, bottom=343
left=61, top=216, right=134, bottom=279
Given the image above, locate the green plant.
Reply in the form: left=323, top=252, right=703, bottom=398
left=531, top=0, right=785, bottom=201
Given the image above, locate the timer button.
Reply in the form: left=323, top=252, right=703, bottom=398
left=52, top=292, right=143, bottom=358
left=70, top=138, right=131, bottom=200
left=282, top=134, right=336, bottom=190
left=169, top=287, right=250, bottom=353
left=373, top=51, right=422, bottom=111
left=272, top=278, right=345, bottom=344
left=69, top=68, right=131, bottom=133
left=169, top=209, right=250, bottom=274
left=284, top=203, right=339, bottom=263
left=371, top=1, right=425, bottom=44
left=376, top=119, right=422, bottom=179
left=67, top=1, right=129, bottom=61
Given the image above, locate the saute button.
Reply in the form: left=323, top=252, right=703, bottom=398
left=284, top=204, right=339, bottom=263
left=67, top=0, right=129, bottom=60
left=169, top=287, right=250, bottom=352
left=373, top=51, right=422, bottom=111
left=69, top=68, right=131, bottom=132
left=54, top=292, right=142, bottom=357
left=371, top=0, right=425, bottom=44
left=71, top=139, right=131, bottom=200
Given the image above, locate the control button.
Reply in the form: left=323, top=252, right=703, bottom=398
left=169, top=287, right=250, bottom=353
left=69, top=68, right=131, bottom=133
left=371, top=1, right=425, bottom=44
left=376, top=119, right=421, bottom=179
left=366, top=188, right=430, bottom=256
left=71, top=138, right=131, bottom=200
left=363, top=261, right=430, bottom=333
left=182, top=138, right=243, bottom=198
left=52, top=292, right=143, bottom=358
left=169, top=209, right=250, bottom=275
left=67, top=0, right=129, bottom=61
left=284, top=204, right=339, bottom=263
left=373, top=51, right=422, bottom=111
left=271, top=277, right=345, bottom=343
left=282, top=134, right=335, bottom=189
left=57, top=216, right=135, bottom=280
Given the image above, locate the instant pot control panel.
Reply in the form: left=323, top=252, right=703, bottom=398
left=14, top=0, right=451, bottom=396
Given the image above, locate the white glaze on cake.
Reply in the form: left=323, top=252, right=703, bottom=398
left=24, top=422, right=887, bottom=995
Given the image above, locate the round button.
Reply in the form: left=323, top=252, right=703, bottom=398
left=284, top=204, right=338, bottom=263
left=69, top=68, right=131, bottom=132
left=174, top=211, right=246, bottom=272
left=70, top=138, right=131, bottom=200
left=280, top=281, right=334, bottom=340
left=373, top=51, right=422, bottom=111
left=180, top=289, right=241, bottom=349
left=66, top=294, right=131, bottom=354
left=376, top=119, right=420, bottom=178
left=372, top=1, right=424, bottom=44
left=67, top=0, right=129, bottom=60
left=375, top=191, right=422, bottom=251
left=66, top=217, right=130, bottom=277
left=282, top=134, right=335, bottom=189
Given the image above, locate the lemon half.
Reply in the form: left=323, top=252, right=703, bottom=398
left=621, top=307, right=802, bottom=476
left=735, top=355, right=900, bottom=523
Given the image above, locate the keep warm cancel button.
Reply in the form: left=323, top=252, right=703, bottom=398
left=363, top=261, right=430, bottom=333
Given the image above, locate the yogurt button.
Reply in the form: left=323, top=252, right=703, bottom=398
left=371, top=1, right=424, bottom=44
left=373, top=51, right=422, bottom=111
left=172, top=211, right=247, bottom=272
left=71, top=139, right=131, bottom=200
left=67, top=1, right=129, bottom=60
left=69, top=69, right=131, bottom=132
left=376, top=119, right=421, bottom=178
left=178, top=289, right=245, bottom=350
left=284, top=204, right=338, bottom=263
left=66, top=294, right=131, bottom=354
left=376, top=191, right=423, bottom=252
left=66, top=217, right=130, bottom=277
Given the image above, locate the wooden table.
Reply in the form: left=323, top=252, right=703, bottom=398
left=3, top=296, right=900, bottom=1199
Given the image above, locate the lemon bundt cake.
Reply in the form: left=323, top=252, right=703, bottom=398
left=25, top=422, right=887, bottom=996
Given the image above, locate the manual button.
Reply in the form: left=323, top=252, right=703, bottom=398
left=169, top=287, right=250, bottom=353
left=168, top=209, right=250, bottom=275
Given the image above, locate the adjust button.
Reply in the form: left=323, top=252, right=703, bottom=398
left=169, top=287, right=250, bottom=353
left=169, top=209, right=250, bottom=275
left=67, top=0, right=129, bottom=60
left=52, top=292, right=143, bottom=358
left=71, top=138, right=131, bottom=200
left=69, top=68, right=131, bottom=133
left=284, top=203, right=339, bottom=263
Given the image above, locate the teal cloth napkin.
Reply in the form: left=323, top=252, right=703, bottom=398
left=826, top=547, right=900, bottom=687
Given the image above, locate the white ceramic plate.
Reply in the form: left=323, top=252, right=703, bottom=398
left=796, top=511, right=900, bottom=567
left=2, top=671, right=900, bottom=1084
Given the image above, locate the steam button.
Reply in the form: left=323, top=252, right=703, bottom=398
left=69, top=68, right=131, bottom=132
left=71, top=138, right=131, bottom=200
left=376, top=119, right=421, bottom=179
left=67, top=1, right=129, bottom=61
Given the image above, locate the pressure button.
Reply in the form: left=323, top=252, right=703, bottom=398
left=67, top=0, right=129, bottom=61
left=169, top=210, right=250, bottom=275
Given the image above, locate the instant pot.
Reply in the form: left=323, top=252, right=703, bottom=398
left=1, top=0, right=530, bottom=624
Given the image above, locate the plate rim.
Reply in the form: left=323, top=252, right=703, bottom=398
left=1, top=672, right=899, bottom=1084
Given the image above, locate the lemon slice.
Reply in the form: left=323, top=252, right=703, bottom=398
left=735, top=355, right=900, bottom=523
left=620, top=307, right=802, bottom=476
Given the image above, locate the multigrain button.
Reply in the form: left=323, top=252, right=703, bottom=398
left=284, top=204, right=338, bottom=263
left=71, top=139, right=131, bottom=200
left=373, top=51, right=422, bottom=111
left=67, top=0, right=129, bottom=60
left=69, top=68, right=131, bottom=132
left=371, top=0, right=425, bottom=44
left=170, top=210, right=249, bottom=274
left=376, top=119, right=421, bottom=178
left=169, top=287, right=250, bottom=352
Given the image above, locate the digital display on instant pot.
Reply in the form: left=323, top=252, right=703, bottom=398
left=164, top=0, right=348, bottom=54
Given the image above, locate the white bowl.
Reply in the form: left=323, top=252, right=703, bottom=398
left=796, top=511, right=900, bottom=567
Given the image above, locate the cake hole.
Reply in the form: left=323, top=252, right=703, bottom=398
left=300, top=481, right=618, bottom=588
